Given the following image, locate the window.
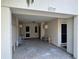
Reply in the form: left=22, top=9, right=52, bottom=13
left=26, top=26, right=29, bottom=32
left=35, top=26, right=37, bottom=33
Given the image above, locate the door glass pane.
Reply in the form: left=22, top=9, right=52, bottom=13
left=35, top=26, right=37, bottom=33
left=26, top=26, right=29, bottom=32
left=26, top=33, right=30, bottom=37
left=61, top=24, right=67, bottom=43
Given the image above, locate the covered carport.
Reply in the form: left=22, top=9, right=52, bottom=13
left=1, top=7, right=78, bottom=59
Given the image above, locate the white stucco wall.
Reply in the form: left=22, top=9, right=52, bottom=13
left=45, top=19, right=58, bottom=46
left=1, top=7, right=12, bottom=59
left=2, top=0, right=77, bottom=15
left=40, top=22, right=45, bottom=39
left=20, top=22, right=39, bottom=38
left=12, top=15, right=19, bottom=51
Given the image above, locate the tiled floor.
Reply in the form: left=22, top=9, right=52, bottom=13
left=13, top=39, right=74, bottom=59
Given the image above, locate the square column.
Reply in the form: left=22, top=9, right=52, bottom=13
left=1, top=7, right=12, bottom=59
left=73, top=16, right=78, bottom=59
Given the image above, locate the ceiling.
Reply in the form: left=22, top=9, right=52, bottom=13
left=11, top=7, right=74, bottom=23
left=15, top=14, right=56, bottom=22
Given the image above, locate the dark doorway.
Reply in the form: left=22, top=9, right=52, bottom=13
left=35, top=26, right=37, bottom=33
left=61, top=24, right=67, bottom=43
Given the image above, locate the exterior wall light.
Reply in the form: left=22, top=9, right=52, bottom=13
left=19, top=24, right=23, bottom=28
left=44, top=25, right=48, bottom=29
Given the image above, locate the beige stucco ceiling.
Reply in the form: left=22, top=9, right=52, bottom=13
left=11, top=7, right=74, bottom=22
left=14, top=14, right=56, bottom=22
